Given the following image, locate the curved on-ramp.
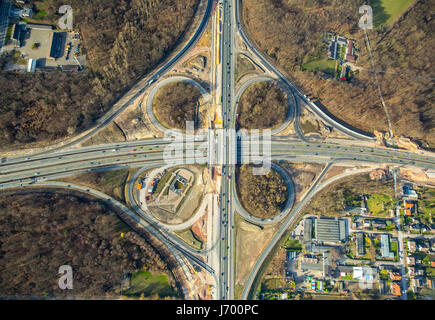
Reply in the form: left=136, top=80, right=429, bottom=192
left=233, top=162, right=296, bottom=226
left=240, top=162, right=382, bottom=300
left=234, top=76, right=296, bottom=136
left=11, top=0, right=214, bottom=159
left=146, top=76, right=211, bottom=133
left=234, top=0, right=376, bottom=142
left=127, top=164, right=219, bottom=255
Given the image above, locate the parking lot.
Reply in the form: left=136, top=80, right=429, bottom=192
left=15, top=28, right=84, bottom=68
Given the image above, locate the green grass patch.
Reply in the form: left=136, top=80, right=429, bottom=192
left=380, top=269, right=389, bottom=280
left=370, top=0, right=416, bottom=27
left=263, top=278, right=286, bottom=291
left=61, top=169, right=129, bottom=202
left=234, top=284, right=244, bottom=300
left=425, top=267, right=435, bottom=280
left=417, top=187, right=435, bottom=225
left=33, top=10, right=48, bottom=20
left=174, top=228, right=203, bottom=250
left=338, top=45, right=346, bottom=60
left=366, top=193, right=394, bottom=216
left=283, top=239, right=302, bottom=251
left=390, top=240, right=399, bottom=261
left=300, top=120, right=319, bottom=134
left=235, top=55, right=257, bottom=82
left=302, top=59, right=336, bottom=75
left=6, top=24, right=12, bottom=40
left=10, top=50, right=27, bottom=65
left=154, top=169, right=174, bottom=194
left=123, top=270, right=178, bottom=298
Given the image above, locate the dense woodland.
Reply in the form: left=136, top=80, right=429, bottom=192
left=0, top=191, right=177, bottom=298
left=237, top=81, right=288, bottom=129
left=153, top=82, right=202, bottom=130
left=0, top=0, right=199, bottom=149
left=237, top=164, right=288, bottom=219
left=242, top=0, right=435, bottom=147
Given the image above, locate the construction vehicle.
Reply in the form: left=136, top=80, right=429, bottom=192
left=74, top=44, right=80, bottom=56
left=65, top=42, right=71, bottom=59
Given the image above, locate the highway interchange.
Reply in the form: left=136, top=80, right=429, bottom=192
left=0, top=0, right=435, bottom=300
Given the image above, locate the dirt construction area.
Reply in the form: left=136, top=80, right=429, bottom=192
left=234, top=214, right=280, bottom=293
left=147, top=165, right=206, bottom=225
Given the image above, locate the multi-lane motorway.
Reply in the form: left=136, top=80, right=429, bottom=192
left=1, top=0, right=435, bottom=300
left=217, top=0, right=237, bottom=300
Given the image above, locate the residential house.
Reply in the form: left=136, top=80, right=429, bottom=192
left=391, top=282, right=401, bottom=296
left=427, top=278, right=434, bottom=289
left=335, top=265, right=354, bottom=279
left=346, top=206, right=367, bottom=215
left=363, top=220, right=371, bottom=228
left=390, top=272, right=402, bottom=281
left=345, top=40, right=356, bottom=62
left=372, top=219, right=387, bottom=229
left=402, top=185, right=418, bottom=200
left=408, top=267, right=415, bottom=276
left=407, top=256, right=415, bottom=266
left=410, top=278, right=418, bottom=291
left=328, top=39, right=337, bottom=59
left=370, top=169, right=387, bottom=181
left=408, top=240, right=416, bottom=252
left=417, top=241, right=430, bottom=253
left=416, top=268, right=425, bottom=276
left=404, top=200, right=416, bottom=216
left=353, top=266, right=376, bottom=281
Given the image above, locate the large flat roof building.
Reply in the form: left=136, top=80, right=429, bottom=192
left=356, top=232, right=365, bottom=256
left=301, top=256, right=323, bottom=272
left=26, top=23, right=53, bottom=31
left=48, top=32, right=65, bottom=60
left=0, top=0, right=12, bottom=53
left=304, top=218, right=313, bottom=252
left=380, top=234, right=395, bottom=259
left=314, top=217, right=346, bottom=244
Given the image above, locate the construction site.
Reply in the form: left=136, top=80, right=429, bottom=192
left=3, top=21, right=85, bottom=72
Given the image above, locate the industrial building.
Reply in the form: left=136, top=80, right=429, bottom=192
left=300, top=255, right=323, bottom=272
left=26, top=57, right=35, bottom=72
left=314, top=217, right=347, bottom=244
left=380, top=234, right=395, bottom=259
left=0, top=0, right=12, bottom=53
left=48, top=31, right=65, bottom=60
left=10, top=22, right=23, bottom=47
left=356, top=232, right=365, bottom=256
left=304, top=218, right=313, bottom=252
